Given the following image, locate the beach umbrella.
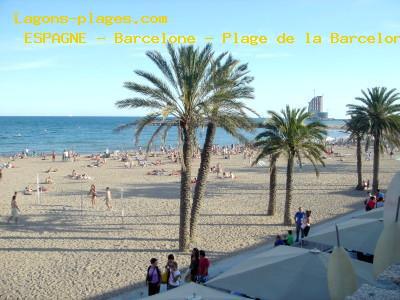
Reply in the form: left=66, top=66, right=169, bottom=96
left=373, top=196, right=400, bottom=277
left=142, top=282, right=246, bottom=300
left=327, top=226, right=358, bottom=300
left=304, top=218, right=383, bottom=254
left=383, top=172, right=400, bottom=224
left=207, top=246, right=375, bottom=300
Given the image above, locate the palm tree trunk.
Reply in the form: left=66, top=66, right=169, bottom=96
left=356, top=136, right=363, bottom=190
left=190, top=122, right=216, bottom=242
left=179, top=124, right=193, bottom=252
left=283, top=155, right=294, bottom=225
left=267, top=155, right=278, bottom=216
left=372, top=134, right=380, bottom=193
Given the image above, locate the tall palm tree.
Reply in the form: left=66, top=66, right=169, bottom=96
left=345, top=115, right=369, bottom=190
left=252, top=121, right=284, bottom=216
left=189, top=54, right=256, bottom=242
left=347, top=87, right=400, bottom=193
left=115, top=44, right=217, bottom=252
left=255, top=106, right=327, bottom=225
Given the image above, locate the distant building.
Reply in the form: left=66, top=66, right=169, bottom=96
left=308, top=96, right=328, bottom=119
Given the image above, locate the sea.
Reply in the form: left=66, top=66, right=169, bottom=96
left=0, top=117, right=348, bottom=155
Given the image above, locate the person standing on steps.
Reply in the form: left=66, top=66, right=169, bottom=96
left=303, top=210, right=312, bottom=237
left=294, top=207, right=305, bottom=242
left=146, top=258, right=161, bottom=296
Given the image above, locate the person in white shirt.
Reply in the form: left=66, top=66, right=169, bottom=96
left=167, top=261, right=181, bottom=290
left=105, top=187, right=112, bottom=210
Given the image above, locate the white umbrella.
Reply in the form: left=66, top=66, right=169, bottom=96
left=373, top=196, right=400, bottom=277
left=142, top=282, right=246, bottom=300
left=304, top=218, right=383, bottom=254
left=327, top=226, right=358, bottom=300
left=207, top=246, right=375, bottom=300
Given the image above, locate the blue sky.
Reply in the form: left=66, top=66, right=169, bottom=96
left=0, top=0, right=399, bottom=118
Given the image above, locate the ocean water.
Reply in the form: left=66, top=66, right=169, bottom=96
left=0, top=117, right=348, bottom=155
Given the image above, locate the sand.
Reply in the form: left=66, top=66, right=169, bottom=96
left=0, top=147, right=398, bottom=299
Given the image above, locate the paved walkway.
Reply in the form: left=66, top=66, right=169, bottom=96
left=109, top=208, right=372, bottom=299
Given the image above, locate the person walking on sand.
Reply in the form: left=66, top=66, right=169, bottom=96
left=7, top=192, right=20, bottom=224
left=294, top=207, right=305, bottom=242
left=88, top=184, right=97, bottom=207
left=104, top=187, right=112, bottom=210
left=146, top=258, right=161, bottom=296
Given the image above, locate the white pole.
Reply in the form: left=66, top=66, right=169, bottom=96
left=36, top=173, right=40, bottom=204
left=80, top=182, right=83, bottom=216
left=121, top=187, right=124, bottom=225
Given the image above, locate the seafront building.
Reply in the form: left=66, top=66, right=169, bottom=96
left=308, top=96, right=328, bottom=119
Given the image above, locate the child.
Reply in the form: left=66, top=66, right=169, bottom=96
left=105, top=187, right=112, bottom=210
left=146, top=258, right=161, bottom=296
left=274, top=235, right=285, bottom=247
left=285, top=230, right=294, bottom=246
left=198, top=250, right=210, bottom=283
left=167, top=261, right=181, bottom=290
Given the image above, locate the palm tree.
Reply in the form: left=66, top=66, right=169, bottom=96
left=254, top=106, right=327, bottom=225
left=344, top=115, right=369, bottom=190
left=189, top=54, right=256, bottom=242
left=253, top=122, right=284, bottom=216
left=347, top=87, right=400, bottom=193
left=115, top=44, right=217, bottom=252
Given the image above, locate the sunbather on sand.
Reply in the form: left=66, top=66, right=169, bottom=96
left=24, top=186, right=33, bottom=195
left=44, top=176, right=54, bottom=184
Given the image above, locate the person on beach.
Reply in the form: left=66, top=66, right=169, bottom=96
left=24, top=186, right=33, bottom=195
left=146, top=258, right=161, bottom=296
left=52, top=151, right=56, bottom=162
left=376, top=197, right=385, bottom=208
left=88, top=184, right=97, bottom=207
left=167, top=261, right=181, bottom=290
left=285, top=230, right=294, bottom=246
left=7, top=192, right=20, bottom=224
left=274, top=235, right=285, bottom=247
left=104, top=187, right=112, bottom=210
left=0, top=168, right=2, bottom=180
left=164, top=253, right=175, bottom=286
left=198, top=250, right=210, bottom=283
left=365, top=196, right=376, bottom=211
left=303, top=210, right=312, bottom=237
left=189, top=248, right=200, bottom=282
left=376, top=189, right=384, bottom=200
left=294, top=207, right=305, bottom=242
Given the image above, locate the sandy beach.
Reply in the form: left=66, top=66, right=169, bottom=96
left=0, top=147, right=399, bottom=299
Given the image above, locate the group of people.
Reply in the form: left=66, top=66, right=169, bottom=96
left=294, top=207, right=312, bottom=242
left=364, top=189, right=385, bottom=211
left=88, top=184, right=113, bottom=209
left=273, top=207, right=312, bottom=247
left=146, top=249, right=211, bottom=296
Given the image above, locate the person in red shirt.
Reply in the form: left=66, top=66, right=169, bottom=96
left=198, top=250, right=210, bottom=283
left=365, top=196, right=376, bottom=211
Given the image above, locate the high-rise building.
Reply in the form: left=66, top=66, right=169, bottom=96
left=308, top=96, right=328, bottom=119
